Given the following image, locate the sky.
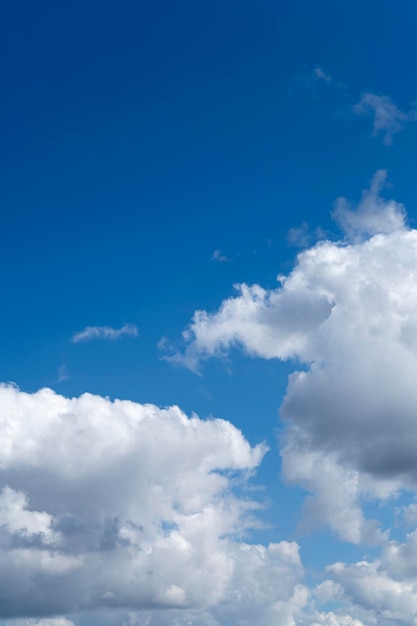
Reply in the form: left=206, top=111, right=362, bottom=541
left=2, top=1, right=417, bottom=624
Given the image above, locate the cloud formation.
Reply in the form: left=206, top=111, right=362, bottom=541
left=173, top=173, right=417, bottom=537
left=353, top=92, right=415, bottom=144
left=71, top=323, right=138, bottom=343
left=0, top=383, right=386, bottom=625
left=0, top=384, right=316, bottom=625
left=312, top=67, right=332, bottom=84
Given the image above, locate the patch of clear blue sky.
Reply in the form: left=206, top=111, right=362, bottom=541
left=1, top=0, right=417, bottom=569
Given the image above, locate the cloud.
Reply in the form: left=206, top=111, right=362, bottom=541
left=0, top=383, right=316, bottom=624
left=71, top=323, right=138, bottom=343
left=294, top=66, right=340, bottom=93
left=211, top=250, right=230, bottom=262
left=311, top=613, right=367, bottom=626
left=353, top=92, right=413, bottom=144
left=287, top=222, right=328, bottom=248
left=171, top=173, right=417, bottom=546
left=332, top=170, right=406, bottom=240
left=56, top=365, right=69, bottom=383
left=324, top=536, right=417, bottom=625
left=1, top=373, right=407, bottom=626
left=312, top=67, right=332, bottom=84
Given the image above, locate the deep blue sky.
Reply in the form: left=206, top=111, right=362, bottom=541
left=2, top=0, right=417, bottom=398
left=1, top=1, right=417, bottom=608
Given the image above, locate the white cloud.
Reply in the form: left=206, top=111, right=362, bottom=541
left=71, top=323, right=138, bottom=343
left=313, top=67, right=332, bottom=84
left=56, top=365, right=69, bottom=383
left=295, top=66, right=340, bottom=94
left=211, top=250, right=230, bottom=262
left=172, top=173, right=417, bottom=545
left=333, top=170, right=406, bottom=240
left=326, top=554, right=417, bottom=624
left=311, top=613, right=366, bottom=626
left=0, top=383, right=313, bottom=624
left=353, top=92, right=412, bottom=144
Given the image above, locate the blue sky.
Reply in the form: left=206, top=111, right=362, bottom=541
left=2, top=2, right=417, bottom=625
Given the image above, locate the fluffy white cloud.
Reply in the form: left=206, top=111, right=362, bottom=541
left=327, top=555, right=417, bottom=624
left=71, top=323, right=138, bottom=343
left=173, top=172, right=417, bottom=544
left=0, top=383, right=311, bottom=625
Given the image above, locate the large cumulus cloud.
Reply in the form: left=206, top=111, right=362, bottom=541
left=175, top=172, right=417, bottom=539
left=168, top=172, right=417, bottom=623
left=0, top=384, right=310, bottom=625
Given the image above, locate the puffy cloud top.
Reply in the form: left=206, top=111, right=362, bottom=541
left=0, top=384, right=309, bottom=625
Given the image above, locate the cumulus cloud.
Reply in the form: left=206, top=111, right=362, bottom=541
left=353, top=92, right=414, bottom=144
left=325, top=541, right=417, bottom=625
left=71, top=323, right=138, bottom=343
left=0, top=385, right=404, bottom=625
left=171, top=173, right=417, bottom=547
left=0, top=383, right=315, bottom=625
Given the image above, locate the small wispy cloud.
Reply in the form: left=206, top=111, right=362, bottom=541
left=72, top=323, right=139, bottom=343
left=294, top=66, right=345, bottom=94
left=57, top=364, right=69, bottom=383
left=287, top=222, right=327, bottom=248
left=353, top=92, right=414, bottom=145
left=211, top=250, right=230, bottom=262
left=332, top=169, right=406, bottom=240
left=312, top=66, right=332, bottom=84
